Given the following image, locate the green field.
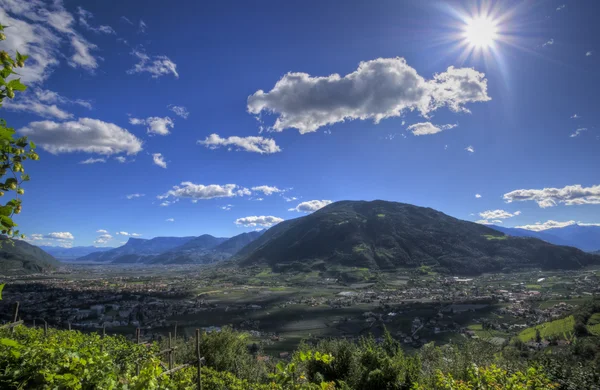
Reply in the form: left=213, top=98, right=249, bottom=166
left=518, top=316, right=575, bottom=341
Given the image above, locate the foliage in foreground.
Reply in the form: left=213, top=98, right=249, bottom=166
left=0, top=325, right=566, bottom=389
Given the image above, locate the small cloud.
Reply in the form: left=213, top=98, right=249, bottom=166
left=289, top=200, right=333, bottom=213
left=235, top=216, right=284, bottom=227
left=570, top=128, right=588, bottom=138
left=586, top=51, right=593, bottom=57
left=96, top=229, right=109, bottom=234
left=542, top=38, right=554, bottom=47
left=570, top=114, right=580, bottom=119
left=152, top=153, right=167, bottom=168
left=283, top=196, right=298, bottom=202
left=166, top=218, right=175, bottom=222
left=556, top=4, right=566, bottom=11
left=116, top=231, right=142, bottom=237
left=220, top=204, right=233, bottom=211
left=126, top=193, right=145, bottom=200
left=407, top=122, right=457, bottom=136
left=94, top=233, right=112, bottom=245
left=475, top=194, right=482, bottom=198
left=129, top=116, right=174, bottom=136
left=45, top=232, right=75, bottom=240
left=121, top=16, right=134, bottom=25
left=79, top=157, right=106, bottom=164
left=139, top=20, right=147, bottom=33
left=167, top=105, right=189, bottom=119
left=465, top=145, right=475, bottom=153
left=251, top=185, right=282, bottom=195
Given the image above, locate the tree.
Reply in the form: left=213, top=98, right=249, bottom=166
left=0, top=23, right=38, bottom=241
left=535, top=329, right=542, bottom=343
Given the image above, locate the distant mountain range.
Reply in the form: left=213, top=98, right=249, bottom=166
left=0, top=237, right=59, bottom=275
left=74, top=232, right=264, bottom=265
left=233, top=200, right=599, bottom=275
left=489, top=224, right=600, bottom=252
left=38, top=245, right=115, bottom=260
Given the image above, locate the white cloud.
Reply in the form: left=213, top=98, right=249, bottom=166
left=465, top=145, right=475, bottom=153
left=235, top=216, right=284, bottom=227
left=116, top=232, right=142, bottom=237
left=45, top=232, right=74, bottom=240
left=570, top=128, right=588, bottom=138
left=283, top=196, right=298, bottom=202
left=475, top=194, right=482, bottom=198
left=168, top=105, right=189, bottom=119
left=571, top=114, right=580, bottom=119
left=127, top=50, right=178, bottom=78
left=94, top=233, right=112, bottom=244
left=19, top=118, right=143, bottom=155
left=115, top=156, right=127, bottom=163
left=4, top=88, right=92, bottom=120
left=0, top=0, right=99, bottom=84
left=152, top=153, right=167, bottom=168
left=79, top=157, right=106, bottom=164
left=407, top=122, right=457, bottom=136
left=77, top=7, right=115, bottom=35
left=586, top=51, right=593, bottom=57
left=159, top=183, right=251, bottom=202
left=247, top=57, right=490, bottom=134
left=121, top=16, right=134, bottom=25
left=139, top=20, right=147, bottom=33
left=251, top=185, right=282, bottom=195
left=289, top=200, right=333, bottom=213
left=129, top=116, right=174, bottom=136
left=126, top=193, right=145, bottom=199
left=478, top=209, right=520, bottom=220
left=165, top=218, right=175, bottom=222
left=221, top=204, right=233, bottom=210
left=504, top=184, right=600, bottom=208
left=198, top=134, right=281, bottom=154
left=96, top=229, right=108, bottom=233
left=556, top=4, right=566, bottom=11
left=542, top=38, right=554, bottom=47
left=516, top=220, right=576, bottom=231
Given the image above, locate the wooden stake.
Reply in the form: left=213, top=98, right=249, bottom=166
left=68, top=322, right=71, bottom=331
left=173, top=322, right=178, bottom=362
left=168, top=332, right=173, bottom=370
left=43, top=320, right=48, bottom=336
left=196, top=329, right=202, bottom=390
left=12, top=302, right=19, bottom=323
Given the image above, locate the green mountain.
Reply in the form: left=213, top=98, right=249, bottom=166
left=234, top=200, right=599, bottom=274
left=148, top=232, right=261, bottom=264
left=77, top=236, right=196, bottom=262
left=0, top=237, right=59, bottom=275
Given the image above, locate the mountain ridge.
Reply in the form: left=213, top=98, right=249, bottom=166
left=0, top=237, right=59, bottom=275
left=489, top=224, right=600, bottom=252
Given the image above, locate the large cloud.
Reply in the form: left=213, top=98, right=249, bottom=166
left=0, top=0, right=99, bottom=84
left=129, top=116, right=174, bottom=136
left=247, top=57, right=490, bottom=133
left=407, top=122, right=457, bottom=136
left=19, top=118, right=143, bottom=155
left=235, top=216, right=284, bottom=227
left=198, top=134, right=281, bottom=154
left=289, top=200, right=333, bottom=213
left=158, top=183, right=251, bottom=201
left=503, top=184, right=600, bottom=208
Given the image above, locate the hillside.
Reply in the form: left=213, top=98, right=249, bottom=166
left=0, top=237, right=59, bottom=275
left=490, top=224, right=600, bottom=252
left=38, top=245, right=114, bottom=260
left=77, top=236, right=195, bottom=262
left=234, top=200, right=599, bottom=274
left=148, top=232, right=261, bottom=264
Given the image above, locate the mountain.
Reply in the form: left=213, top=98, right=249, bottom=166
left=489, top=224, right=600, bottom=252
left=0, top=237, right=59, bottom=275
left=233, top=200, right=599, bottom=275
left=147, top=232, right=260, bottom=264
left=38, top=245, right=114, bottom=260
left=77, top=236, right=195, bottom=262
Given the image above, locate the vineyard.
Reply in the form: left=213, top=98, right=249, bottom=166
left=0, top=323, right=562, bottom=390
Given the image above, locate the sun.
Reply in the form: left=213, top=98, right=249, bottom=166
left=463, top=17, right=498, bottom=49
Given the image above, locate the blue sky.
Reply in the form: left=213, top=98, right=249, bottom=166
left=1, top=0, right=599, bottom=247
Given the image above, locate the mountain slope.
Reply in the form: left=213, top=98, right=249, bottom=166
left=77, top=236, right=195, bottom=262
left=0, top=238, right=59, bottom=275
left=489, top=225, right=600, bottom=251
left=38, top=245, right=114, bottom=260
left=234, top=200, right=599, bottom=275
left=148, top=232, right=260, bottom=264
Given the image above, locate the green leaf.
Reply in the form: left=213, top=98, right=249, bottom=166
left=7, top=79, right=26, bottom=92
left=0, top=205, right=12, bottom=216
left=29, top=140, right=35, bottom=149
left=0, top=338, right=20, bottom=348
left=0, top=283, right=4, bottom=300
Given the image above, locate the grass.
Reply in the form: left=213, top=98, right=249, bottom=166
left=483, top=234, right=508, bottom=241
left=525, top=284, right=542, bottom=290
left=377, top=214, right=386, bottom=218
left=518, top=315, right=575, bottom=342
